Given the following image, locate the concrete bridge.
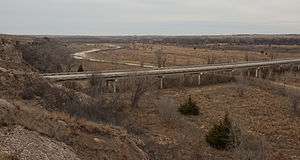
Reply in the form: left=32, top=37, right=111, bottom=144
left=42, top=59, right=300, bottom=92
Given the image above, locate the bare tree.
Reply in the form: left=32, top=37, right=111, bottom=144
left=206, top=55, right=216, bottom=64
left=17, top=38, right=76, bottom=73
left=244, top=53, right=249, bottom=61
left=139, top=55, right=145, bottom=67
left=269, top=52, right=275, bottom=60
left=129, top=76, right=158, bottom=108
left=89, top=75, right=104, bottom=102
left=154, top=49, right=166, bottom=68
left=65, top=63, right=76, bottom=72
left=235, top=77, right=249, bottom=97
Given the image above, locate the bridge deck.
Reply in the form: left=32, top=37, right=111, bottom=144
left=41, top=59, right=300, bottom=81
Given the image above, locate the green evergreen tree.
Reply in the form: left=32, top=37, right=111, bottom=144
left=206, top=113, right=235, bottom=150
left=77, top=64, right=84, bottom=72
left=178, top=95, right=199, bottom=115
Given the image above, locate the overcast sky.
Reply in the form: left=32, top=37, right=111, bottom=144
left=0, top=0, right=299, bottom=35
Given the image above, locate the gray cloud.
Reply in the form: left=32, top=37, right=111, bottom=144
left=0, top=0, right=299, bottom=35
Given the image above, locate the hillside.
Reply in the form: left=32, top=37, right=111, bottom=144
left=0, top=37, right=149, bottom=160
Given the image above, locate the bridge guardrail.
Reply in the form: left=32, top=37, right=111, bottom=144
left=41, top=58, right=300, bottom=77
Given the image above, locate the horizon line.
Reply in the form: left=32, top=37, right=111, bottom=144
left=2, top=33, right=300, bottom=37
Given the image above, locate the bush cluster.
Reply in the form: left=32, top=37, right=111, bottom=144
left=178, top=95, right=199, bottom=115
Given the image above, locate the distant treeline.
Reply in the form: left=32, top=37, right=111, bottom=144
left=59, top=35, right=300, bottom=45
left=159, top=36, right=300, bottom=45
left=2, top=34, right=300, bottom=46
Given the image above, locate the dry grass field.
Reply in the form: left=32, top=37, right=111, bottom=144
left=70, top=42, right=300, bottom=72
left=65, top=40, right=300, bottom=160
left=99, top=83, right=299, bottom=160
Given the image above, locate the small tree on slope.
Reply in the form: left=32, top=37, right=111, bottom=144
left=206, top=113, right=236, bottom=150
left=178, top=95, right=199, bottom=115
left=77, top=64, right=84, bottom=72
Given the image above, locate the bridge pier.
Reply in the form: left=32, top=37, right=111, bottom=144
left=159, top=76, right=165, bottom=89
left=290, top=65, right=295, bottom=73
left=247, top=69, right=251, bottom=77
left=239, top=69, right=244, bottom=77
left=230, top=69, right=235, bottom=77
left=105, top=80, right=110, bottom=88
left=255, top=67, right=261, bottom=78
left=268, top=67, right=273, bottom=79
left=198, top=73, right=203, bottom=86
left=279, top=65, right=285, bottom=75
left=113, top=79, right=118, bottom=93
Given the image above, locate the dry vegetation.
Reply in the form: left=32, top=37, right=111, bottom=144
left=16, top=38, right=77, bottom=73
left=74, top=43, right=300, bottom=72
left=0, top=35, right=300, bottom=160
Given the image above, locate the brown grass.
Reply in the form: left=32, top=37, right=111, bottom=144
left=0, top=99, right=148, bottom=160
left=117, top=83, right=300, bottom=160
left=78, top=43, right=300, bottom=72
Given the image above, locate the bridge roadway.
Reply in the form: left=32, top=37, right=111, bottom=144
left=41, top=59, right=300, bottom=81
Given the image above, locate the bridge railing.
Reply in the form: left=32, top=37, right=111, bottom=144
left=41, top=58, right=299, bottom=77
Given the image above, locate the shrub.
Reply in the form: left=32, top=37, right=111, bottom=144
left=21, top=86, right=35, bottom=100
left=206, top=113, right=235, bottom=150
left=21, top=80, right=49, bottom=100
left=178, top=95, right=199, bottom=115
left=77, top=64, right=84, bottom=72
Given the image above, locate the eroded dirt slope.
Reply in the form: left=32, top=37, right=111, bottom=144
left=0, top=38, right=149, bottom=160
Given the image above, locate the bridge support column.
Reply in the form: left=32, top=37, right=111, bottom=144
left=239, top=69, right=244, bottom=77
left=105, top=80, right=109, bottom=87
left=230, top=70, right=235, bottom=77
left=113, top=79, right=118, bottom=93
left=247, top=70, right=251, bottom=77
left=279, top=65, right=285, bottom=75
left=290, top=65, right=295, bottom=73
left=268, top=68, right=273, bottom=79
left=159, top=76, right=164, bottom=89
left=198, top=73, right=203, bottom=86
left=255, top=67, right=260, bottom=78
